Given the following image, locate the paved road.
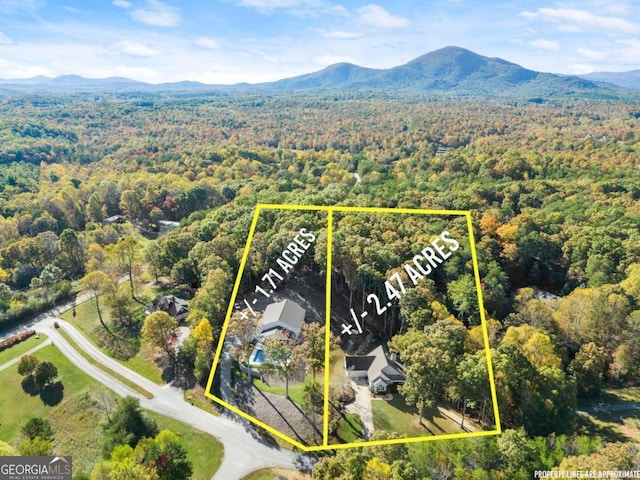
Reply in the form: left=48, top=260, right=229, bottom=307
left=3, top=304, right=313, bottom=479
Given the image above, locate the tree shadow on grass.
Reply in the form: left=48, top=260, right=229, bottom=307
left=21, top=376, right=39, bottom=396
left=40, top=381, right=64, bottom=406
left=157, top=356, right=175, bottom=383
left=253, top=386, right=307, bottom=445
left=288, top=398, right=323, bottom=444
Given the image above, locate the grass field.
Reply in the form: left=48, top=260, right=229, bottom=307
left=184, top=385, right=221, bottom=416
left=242, top=468, right=311, bottom=480
left=371, top=395, right=461, bottom=437
left=577, top=410, right=640, bottom=442
left=60, top=288, right=164, bottom=384
left=0, top=340, right=224, bottom=478
left=334, top=413, right=364, bottom=444
left=0, top=344, right=95, bottom=442
left=576, top=387, right=640, bottom=442
left=147, top=412, right=224, bottom=480
left=56, top=328, right=154, bottom=399
left=0, top=333, right=48, bottom=366
left=252, top=377, right=310, bottom=407
left=329, top=349, right=347, bottom=386
left=577, top=386, right=640, bottom=408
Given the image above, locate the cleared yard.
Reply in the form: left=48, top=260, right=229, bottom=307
left=577, top=386, right=640, bottom=408
left=333, top=412, right=364, bottom=444
left=577, top=410, right=640, bottom=443
left=242, top=468, right=311, bottom=480
left=371, top=395, right=463, bottom=437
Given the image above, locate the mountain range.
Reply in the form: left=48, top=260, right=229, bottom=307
left=0, top=46, right=635, bottom=98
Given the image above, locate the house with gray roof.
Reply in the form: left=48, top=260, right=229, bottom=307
left=249, top=299, right=306, bottom=367
left=145, top=294, right=189, bottom=322
left=345, top=345, right=406, bottom=394
left=257, top=299, right=305, bottom=338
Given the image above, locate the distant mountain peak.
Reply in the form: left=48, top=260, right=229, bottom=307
left=578, top=70, right=640, bottom=89
left=0, top=46, right=628, bottom=98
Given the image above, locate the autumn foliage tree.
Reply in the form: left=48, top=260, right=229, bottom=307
left=142, top=311, right=179, bottom=365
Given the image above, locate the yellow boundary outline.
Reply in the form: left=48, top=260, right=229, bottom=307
left=205, top=203, right=501, bottom=452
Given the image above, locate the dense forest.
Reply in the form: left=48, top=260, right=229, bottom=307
left=1, top=90, right=640, bottom=477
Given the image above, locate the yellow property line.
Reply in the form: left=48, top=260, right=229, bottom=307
left=466, top=212, right=502, bottom=436
left=205, top=204, right=501, bottom=452
left=322, top=209, right=333, bottom=446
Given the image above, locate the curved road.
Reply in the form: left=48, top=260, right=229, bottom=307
left=3, top=300, right=312, bottom=479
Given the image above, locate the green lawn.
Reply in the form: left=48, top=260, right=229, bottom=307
left=577, top=386, right=640, bottom=408
left=49, top=391, right=108, bottom=473
left=371, top=395, right=461, bottom=437
left=0, top=333, right=48, bottom=366
left=0, top=340, right=224, bottom=479
left=577, top=409, right=640, bottom=443
left=184, top=386, right=221, bottom=416
left=60, top=292, right=164, bottom=384
left=56, top=328, right=154, bottom=399
left=334, top=413, right=363, bottom=444
left=253, top=377, right=317, bottom=408
left=147, top=412, right=224, bottom=480
left=0, top=344, right=95, bottom=442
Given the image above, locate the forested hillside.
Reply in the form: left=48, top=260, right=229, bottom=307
left=1, top=90, right=640, bottom=477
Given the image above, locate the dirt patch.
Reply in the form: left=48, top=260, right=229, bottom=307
left=238, top=382, right=323, bottom=447
left=269, top=468, right=312, bottom=480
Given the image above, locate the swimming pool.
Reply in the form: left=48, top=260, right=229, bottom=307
left=249, top=346, right=267, bottom=365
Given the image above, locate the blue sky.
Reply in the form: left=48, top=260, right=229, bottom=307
left=0, top=0, right=638, bottom=83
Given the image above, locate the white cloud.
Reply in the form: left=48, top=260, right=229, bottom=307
left=570, top=40, right=640, bottom=71
left=568, top=63, right=596, bottom=75
left=63, top=6, right=88, bottom=14
left=236, top=0, right=348, bottom=16
left=195, top=36, right=219, bottom=49
left=111, top=66, right=161, bottom=82
left=577, top=47, right=606, bottom=61
left=520, top=8, right=640, bottom=34
left=356, top=4, right=409, bottom=29
left=614, top=39, right=640, bottom=64
left=313, top=54, right=357, bottom=65
left=131, top=0, right=180, bottom=27
left=0, top=0, right=41, bottom=14
left=113, top=0, right=132, bottom=8
left=238, top=0, right=314, bottom=8
left=113, top=40, right=161, bottom=57
left=0, top=32, right=13, bottom=44
left=557, top=24, right=582, bottom=33
left=0, top=58, right=51, bottom=78
left=529, top=38, right=560, bottom=51
left=321, top=30, right=363, bottom=39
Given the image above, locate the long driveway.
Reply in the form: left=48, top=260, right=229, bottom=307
left=2, top=301, right=312, bottom=479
